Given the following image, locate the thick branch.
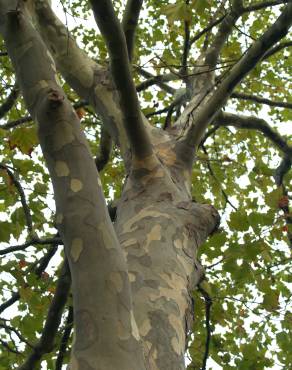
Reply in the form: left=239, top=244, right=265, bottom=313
left=95, top=126, right=113, bottom=172
left=0, top=83, right=19, bottom=118
left=231, top=91, right=292, bottom=109
left=204, top=0, right=243, bottom=68
left=27, top=0, right=130, bottom=158
left=1, top=6, right=146, bottom=368
left=215, top=112, right=292, bottom=159
left=19, top=262, right=71, bottom=370
left=90, top=0, right=153, bottom=159
left=181, top=3, right=292, bottom=150
left=243, top=0, right=289, bottom=13
left=122, top=0, right=143, bottom=61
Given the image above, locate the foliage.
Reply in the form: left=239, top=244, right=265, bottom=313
left=0, top=0, right=291, bottom=369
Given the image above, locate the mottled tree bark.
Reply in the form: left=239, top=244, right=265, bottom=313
left=1, top=0, right=291, bottom=369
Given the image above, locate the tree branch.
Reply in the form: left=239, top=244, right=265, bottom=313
left=180, top=3, right=292, bottom=151
left=231, top=91, right=292, bottom=109
left=190, top=14, right=226, bottom=46
left=1, top=6, right=146, bottom=366
left=243, top=0, right=289, bottom=13
left=28, top=0, right=130, bottom=158
left=122, top=0, right=143, bottom=62
left=0, top=244, right=59, bottom=314
left=0, top=163, right=33, bottom=234
left=181, top=0, right=191, bottom=79
left=0, top=83, right=19, bottom=118
left=204, top=0, right=243, bottom=68
left=136, top=70, right=177, bottom=94
left=55, top=305, right=73, bottom=370
left=18, top=262, right=71, bottom=370
left=215, top=112, right=292, bottom=159
left=263, top=40, right=292, bottom=59
left=90, top=0, right=153, bottom=159
left=0, top=115, right=32, bottom=129
left=274, top=155, right=291, bottom=186
left=95, top=126, right=113, bottom=172
left=0, top=236, right=61, bottom=256
left=197, top=284, right=212, bottom=370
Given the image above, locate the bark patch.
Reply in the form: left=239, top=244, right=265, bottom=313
left=70, top=238, right=83, bottom=262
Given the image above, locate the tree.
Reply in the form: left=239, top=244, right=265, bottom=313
left=0, top=0, right=291, bottom=369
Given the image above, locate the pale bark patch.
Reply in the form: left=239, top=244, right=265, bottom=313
left=122, top=207, right=171, bottom=233
left=55, top=161, right=70, bottom=177
left=171, top=337, right=181, bottom=355
left=139, top=318, right=151, bottom=337
left=98, top=222, right=116, bottom=249
left=109, top=272, right=123, bottom=293
left=70, top=179, right=83, bottom=192
left=169, top=313, right=185, bottom=355
left=128, top=272, right=136, bottom=282
left=145, top=224, right=162, bottom=251
left=130, top=310, right=140, bottom=341
left=70, top=238, right=83, bottom=262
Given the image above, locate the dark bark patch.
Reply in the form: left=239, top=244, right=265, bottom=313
left=75, top=310, right=99, bottom=351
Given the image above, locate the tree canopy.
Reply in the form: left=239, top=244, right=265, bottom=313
left=0, top=0, right=291, bottom=369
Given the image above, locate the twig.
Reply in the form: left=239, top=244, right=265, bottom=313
left=0, top=237, right=62, bottom=256
left=0, top=245, right=59, bottom=314
left=198, top=284, right=212, bottom=370
left=0, top=163, right=33, bottom=234
left=231, top=91, right=292, bottom=109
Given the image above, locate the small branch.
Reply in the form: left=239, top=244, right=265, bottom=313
left=0, top=83, right=19, bottom=119
left=201, top=144, right=237, bottom=210
left=243, top=0, right=289, bottom=13
left=136, top=72, right=177, bottom=94
left=231, top=91, right=292, bottom=109
left=0, top=51, right=8, bottom=56
left=0, top=101, right=88, bottom=130
left=0, top=321, right=33, bottom=348
left=122, top=0, right=143, bottom=61
left=90, top=0, right=153, bottom=159
left=263, top=40, right=292, bottom=60
left=0, top=244, right=59, bottom=315
left=181, top=0, right=191, bottom=79
left=274, top=156, right=291, bottom=186
left=55, top=306, right=73, bottom=370
left=181, top=3, right=292, bottom=150
left=0, top=292, right=19, bottom=315
left=0, top=338, right=20, bottom=354
left=197, top=284, right=212, bottom=370
left=215, top=112, right=292, bottom=159
left=190, top=14, right=226, bottom=46
left=95, top=126, right=113, bottom=172
left=204, top=0, right=244, bottom=68
left=18, top=262, right=71, bottom=370
left=0, top=116, right=33, bottom=130
left=0, top=163, right=33, bottom=234
left=0, top=237, right=62, bottom=256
